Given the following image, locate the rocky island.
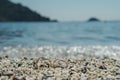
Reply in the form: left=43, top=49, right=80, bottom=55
left=88, top=17, right=100, bottom=22
left=0, top=0, right=55, bottom=22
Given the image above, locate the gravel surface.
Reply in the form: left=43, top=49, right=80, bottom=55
left=0, top=56, right=120, bottom=80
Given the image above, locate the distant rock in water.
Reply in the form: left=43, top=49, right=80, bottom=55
left=0, top=0, right=56, bottom=22
left=88, top=17, right=100, bottom=22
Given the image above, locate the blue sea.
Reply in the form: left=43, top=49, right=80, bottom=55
left=0, top=21, right=120, bottom=59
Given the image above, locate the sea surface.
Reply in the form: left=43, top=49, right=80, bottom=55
left=0, top=21, right=120, bottom=59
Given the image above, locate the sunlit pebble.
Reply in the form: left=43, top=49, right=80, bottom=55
left=0, top=76, right=9, bottom=80
left=12, top=76, right=26, bottom=80
left=47, top=76, right=56, bottom=80
left=25, top=76, right=36, bottom=80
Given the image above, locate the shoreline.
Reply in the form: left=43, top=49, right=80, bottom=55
left=0, top=56, right=120, bottom=80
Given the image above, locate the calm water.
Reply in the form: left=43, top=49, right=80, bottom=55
left=0, top=21, right=120, bottom=59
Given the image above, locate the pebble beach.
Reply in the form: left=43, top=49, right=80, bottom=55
left=0, top=56, right=120, bottom=80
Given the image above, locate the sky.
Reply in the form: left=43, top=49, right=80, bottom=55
left=11, top=0, right=120, bottom=21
